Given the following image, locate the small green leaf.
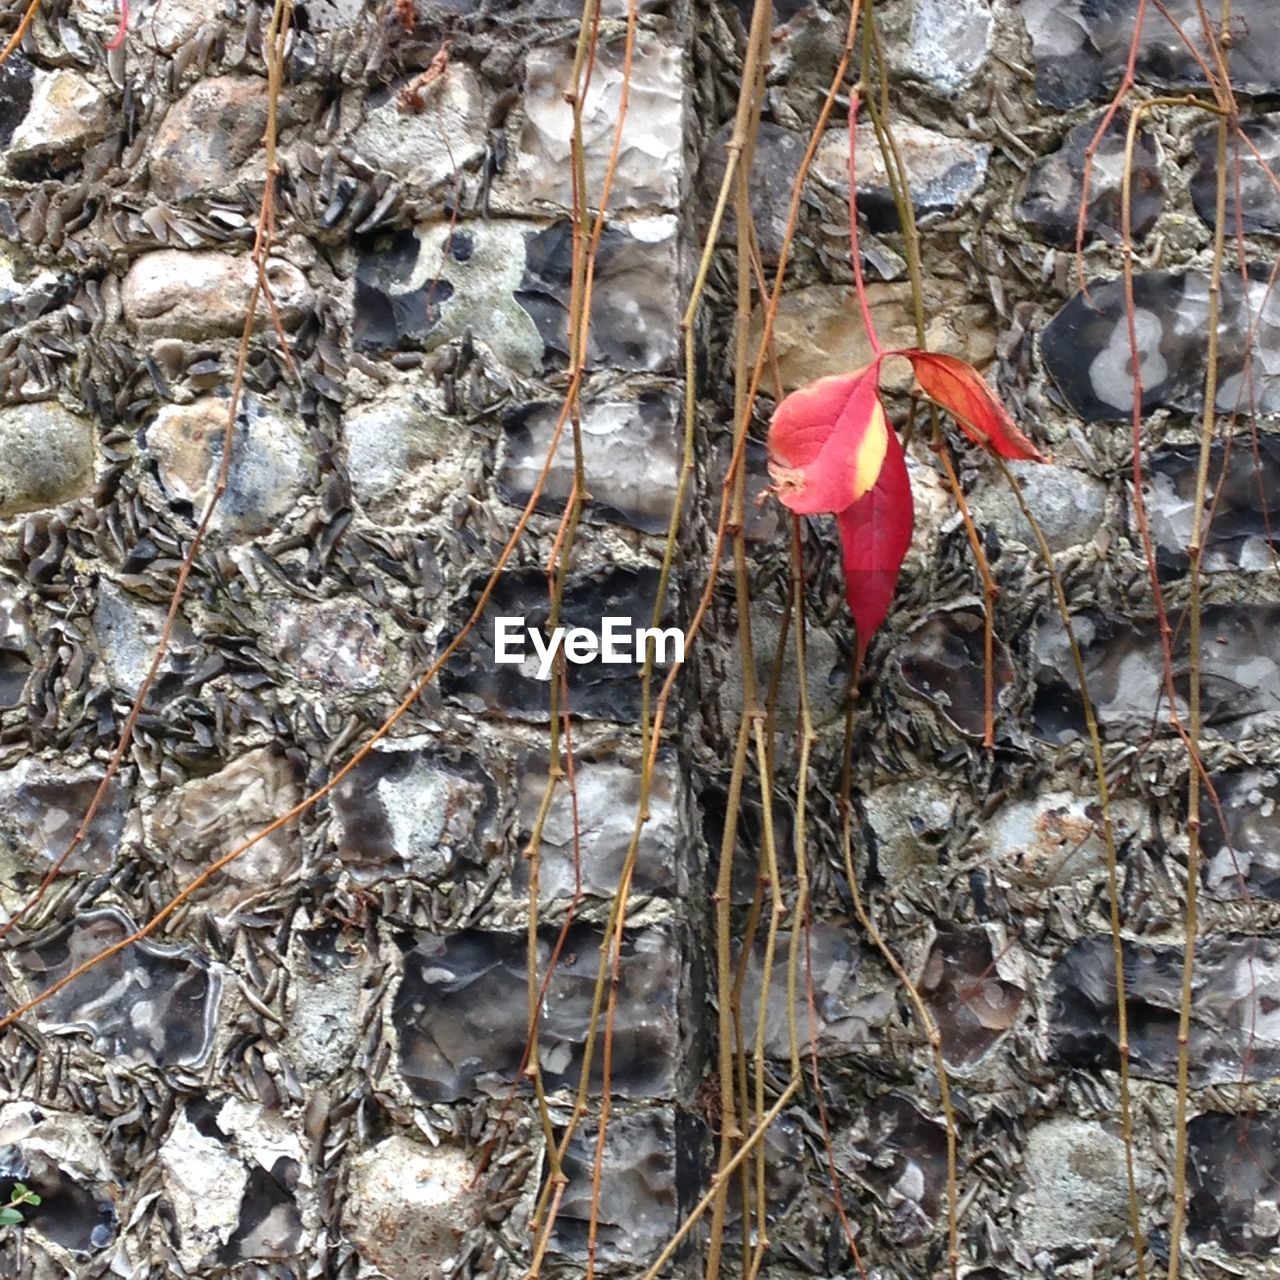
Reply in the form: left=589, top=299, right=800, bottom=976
left=0, top=1207, right=24, bottom=1226
left=20, top=1191, right=40, bottom=1207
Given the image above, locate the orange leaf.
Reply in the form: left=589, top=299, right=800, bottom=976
left=767, top=366, right=889, bottom=516
left=904, top=350, right=1047, bottom=463
left=837, top=420, right=913, bottom=662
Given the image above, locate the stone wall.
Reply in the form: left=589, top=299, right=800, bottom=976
left=0, top=1, right=1278, bottom=1279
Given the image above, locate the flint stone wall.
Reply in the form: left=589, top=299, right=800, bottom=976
left=0, top=2, right=1277, bottom=1279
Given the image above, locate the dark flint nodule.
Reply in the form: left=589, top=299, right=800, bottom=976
left=0, top=52, right=34, bottom=148
left=11, top=909, right=222, bottom=1069
left=331, top=739, right=498, bottom=885
left=1042, top=268, right=1280, bottom=422
left=0, top=1143, right=117, bottom=1256
left=1191, top=117, right=1280, bottom=233
left=843, top=1095, right=948, bottom=1243
left=1022, top=0, right=1280, bottom=108
left=440, top=566, right=677, bottom=723
left=552, top=1109, right=697, bottom=1265
left=517, top=219, right=678, bottom=373
left=352, top=228, right=453, bottom=353
left=899, top=610, right=1015, bottom=739
left=1017, top=110, right=1163, bottom=245
left=1200, top=767, right=1280, bottom=901
left=921, top=929, right=1024, bottom=1066
left=1049, top=934, right=1280, bottom=1085
left=1188, top=1112, right=1280, bottom=1255
left=392, top=925, right=681, bottom=1102
left=1035, top=605, right=1280, bottom=743
left=1145, top=435, right=1280, bottom=575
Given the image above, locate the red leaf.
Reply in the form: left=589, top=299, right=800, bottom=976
left=767, top=366, right=889, bottom=516
left=904, top=350, right=1047, bottom=463
left=836, top=421, right=913, bottom=662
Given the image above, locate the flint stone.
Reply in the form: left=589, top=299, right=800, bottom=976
left=15, top=907, right=223, bottom=1069
left=0, top=584, right=32, bottom=708
left=344, top=1137, right=481, bottom=1280
left=513, top=751, right=683, bottom=902
left=72, top=0, right=204, bottom=52
left=1201, top=767, right=1280, bottom=902
left=922, top=929, right=1025, bottom=1065
left=352, top=222, right=540, bottom=370
left=0, top=51, right=35, bottom=149
left=146, top=747, right=303, bottom=910
left=1035, top=606, right=1280, bottom=743
left=1145, top=436, right=1280, bottom=574
left=0, top=250, right=72, bottom=328
left=123, top=250, right=313, bottom=339
left=698, top=122, right=806, bottom=264
left=158, top=1096, right=311, bottom=1269
left=518, top=216, right=680, bottom=372
left=345, top=391, right=475, bottom=518
left=6, top=70, right=109, bottom=168
left=281, top=926, right=364, bottom=1081
left=555, top=1110, right=691, bottom=1265
left=440, top=566, right=676, bottom=723
left=0, top=757, right=130, bottom=881
left=977, top=790, right=1144, bottom=889
left=1049, top=934, right=1280, bottom=1085
left=970, top=461, right=1108, bottom=553
left=1188, top=1111, right=1280, bottom=1255
left=353, top=217, right=680, bottom=374
left=813, top=122, right=991, bottom=231
left=353, top=64, right=486, bottom=190
left=739, top=923, right=894, bottom=1059
left=519, top=36, right=683, bottom=210
left=1042, top=268, right=1280, bottom=421
left=899, top=610, right=1015, bottom=739
left=1016, top=1118, right=1137, bottom=1248
left=150, top=76, right=270, bottom=202
left=268, top=597, right=391, bottom=691
left=1023, top=0, right=1279, bottom=108
left=753, top=281, right=995, bottom=395
left=1017, top=110, right=1164, bottom=245
left=92, top=576, right=199, bottom=697
left=862, top=778, right=958, bottom=886
left=836, top=1095, right=948, bottom=1244
left=0, top=401, right=95, bottom=516
left=1191, top=116, right=1280, bottom=234
left=330, top=736, right=498, bottom=885
left=498, top=391, right=680, bottom=533
left=393, top=924, right=683, bottom=1101
left=0, top=1104, right=118, bottom=1257
left=892, top=0, right=992, bottom=93
left=146, top=395, right=316, bottom=536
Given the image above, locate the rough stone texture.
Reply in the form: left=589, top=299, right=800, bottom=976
left=145, top=394, right=316, bottom=535
left=122, top=250, right=314, bottom=339
left=518, top=36, right=684, bottom=210
left=1016, top=1118, right=1141, bottom=1249
left=6, top=70, right=109, bottom=170
left=0, top=402, right=95, bottom=515
left=1, top=2, right=1278, bottom=1278
left=753, top=280, right=996, bottom=393
left=814, top=122, right=991, bottom=231
left=1023, top=0, right=1280, bottom=107
left=150, top=76, right=271, bottom=202
left=352, top=64, right=487, bottom=192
